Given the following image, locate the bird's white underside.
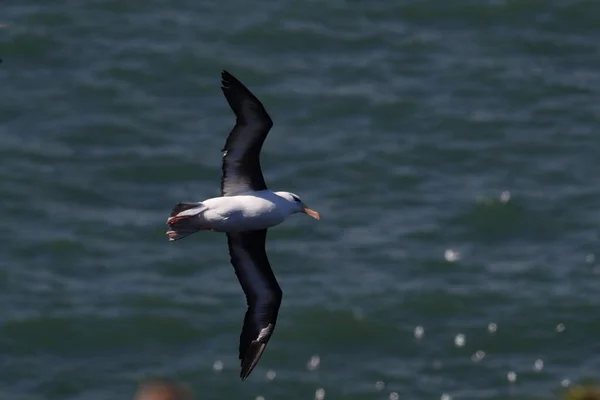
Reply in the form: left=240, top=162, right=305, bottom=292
left=172, top=190, right=299, bottom=232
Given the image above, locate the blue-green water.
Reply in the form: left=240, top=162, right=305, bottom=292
left=1, top=1, right=600, bottom=399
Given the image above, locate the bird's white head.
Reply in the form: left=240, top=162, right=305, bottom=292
left=275, top=191, right=321, bottom=220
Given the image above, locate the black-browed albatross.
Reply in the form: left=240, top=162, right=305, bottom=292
left=166, top=70, right=321, bottom=381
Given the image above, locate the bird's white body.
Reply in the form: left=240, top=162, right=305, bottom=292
left=172, top=190, right=301, bottom=233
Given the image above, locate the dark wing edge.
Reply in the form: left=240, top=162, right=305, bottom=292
left=219, top=70, right=273, bottom=196
left=226, top=229, right=283, bottom=381
left=220, top=70, right=273, bottom=142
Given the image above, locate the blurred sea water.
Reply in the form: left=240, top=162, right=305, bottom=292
left=0, top=1, right=599, bottom=399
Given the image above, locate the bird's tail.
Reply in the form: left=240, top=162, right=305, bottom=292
left=166, top=202, right=209, bottom=241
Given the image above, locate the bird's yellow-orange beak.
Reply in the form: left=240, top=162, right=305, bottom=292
left=302, top=205, right=320, bottom=220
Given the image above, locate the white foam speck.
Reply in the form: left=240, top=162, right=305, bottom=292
left=454, top=333, right=466, bottom=347
left=307, top=355, right=321, bottom=371
left=488, top=322, right=497, bottom=333
left=414, top=325, right=424, bottom=339
left=315, top=388, right=325, bottom=400
left=507, top=371, right=517, bottom=383
left=533, top=359, right=544, bottom=372
left=471, top=350, right=486, bottom=362
left=212, top=360, right=223, bottom=372
left=444, top=249, right=461, bottom=262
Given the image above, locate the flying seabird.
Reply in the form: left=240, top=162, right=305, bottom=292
left=166, top=70, right=321, bottom=380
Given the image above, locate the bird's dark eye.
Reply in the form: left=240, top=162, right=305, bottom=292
left=291, top=195, right=300, bottom=202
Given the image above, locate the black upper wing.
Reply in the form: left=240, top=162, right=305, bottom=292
left=220, top=70, right=274, bottom=196
left=226, top=229, right=283, bottom=381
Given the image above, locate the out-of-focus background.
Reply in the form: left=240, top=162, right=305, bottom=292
left=1, top=1, right=599, bottom=399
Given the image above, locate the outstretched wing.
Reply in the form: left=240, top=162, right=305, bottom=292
left=225, top=229, right=283, bottom=381
left=220, top=70, right=274, bottom=196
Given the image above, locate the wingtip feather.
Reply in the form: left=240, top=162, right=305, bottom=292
left=221, top=70, right=237, bottom=88
left=239, top=341, right=268, bottom=381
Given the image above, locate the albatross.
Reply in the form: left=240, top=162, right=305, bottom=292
left=166, top=70, right=320, bottom=380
